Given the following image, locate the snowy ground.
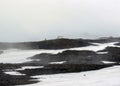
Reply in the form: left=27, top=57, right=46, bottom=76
left=0, top=49, right=62, bottom=63
left=0, top=42, right=118, bottom=63
left=18, top=66, right=120, bottom=86
left=0, top=42, right=120, bottom=86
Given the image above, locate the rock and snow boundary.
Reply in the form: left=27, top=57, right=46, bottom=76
left=0, top=42, right=118, bottom=63
left=18, top=66, right=120, bottom=86
left=0, top=41, right=120, bottom=86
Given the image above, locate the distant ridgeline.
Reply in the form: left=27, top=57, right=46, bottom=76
left=0, top=38, right=90, bottom=50
left=0, top=37, right=120, bottom=50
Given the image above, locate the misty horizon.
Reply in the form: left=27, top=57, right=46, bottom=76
left=0, top=0, right=120, bottom=42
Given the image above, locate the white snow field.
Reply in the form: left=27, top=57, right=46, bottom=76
left=0, top=42, right=118, bottom=63
left=18, top=66, right=120, bottom=86
left=0, top=49, right=62, bottom=63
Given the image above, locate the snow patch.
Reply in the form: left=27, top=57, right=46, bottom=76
left=16, top=66, right=44, bottom=70
left=49, top=61, right=66, bottom=64
left=97, top=52, right=108, bottom=54
left=102, top=61, right=116, bottom=64
left=4, top=71, right=25, bottom=76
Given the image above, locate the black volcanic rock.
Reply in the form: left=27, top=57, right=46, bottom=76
left=86, top=37, right=120, bottom=43
left=18, top=64, right=112, bottom=76
left=1, top=37, right=120, bottom=50
left=30, top=50, right=105, bottom=65
left=0, top=73, right=38, bottom=86
left=24, top=38, right=90, bottom=49
left=99, top=47, right=120, bottom=54
left=30, top=48, right=120, bottom=65
left=0, top=64, right=38, bottom=86
left=0, top=38, right=90, bottom=50
left=115, top=42, right=120, bottom=46
left=98, top=47, right=120, bottom=62
left=58, top=50, right=96, bottom=56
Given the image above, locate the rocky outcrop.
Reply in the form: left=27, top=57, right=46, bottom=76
left=30, top=49, right=120, bottom=65
left=115, top=42, right=120, bottom=46
left=0, top=38, right=90, bottom=50
left=0, top=64, right=38, bottom=86
left=86, top=37, right=120, bottom=43
left=0, top=37, right=120, bottom=50
left=98, top=47, right=120, bottom=62
left=21, top=38, right=90, bottom=49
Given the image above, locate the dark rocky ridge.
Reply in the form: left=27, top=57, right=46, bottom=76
left=29, top=50, right=100, bottom=65
left=18, top=64, right=113, bottom=76
left=0, top=63, right=38, bottom=86
left=98, top=47, right=120, bottom=62
left=85, top=37, right=120, bottom=43
left=29, top=49, right=120, bottom=65
left=115, top=42, right=120, bottom=46
left=0, top=38, right=90, bottom=50
left=0, top=37, right=120, bottom=50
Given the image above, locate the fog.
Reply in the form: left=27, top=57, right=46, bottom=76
left=0, top=0, right=120, bottom=42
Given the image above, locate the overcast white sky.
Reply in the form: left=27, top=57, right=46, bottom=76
left=0, top=0, right=120, bottom=42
